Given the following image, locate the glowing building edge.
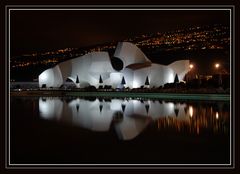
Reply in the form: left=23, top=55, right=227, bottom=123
left=39, top=42, right=190, bottom=88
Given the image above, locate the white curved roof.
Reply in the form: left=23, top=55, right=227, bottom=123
left=114, top=42, right=151, bottom=68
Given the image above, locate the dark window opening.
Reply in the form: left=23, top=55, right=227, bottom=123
left=111, top=57, right=124, bottom=71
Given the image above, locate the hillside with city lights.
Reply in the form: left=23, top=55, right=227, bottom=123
left=10, top=24, right=230, bottom=94
left=11, top=24, right=230, bottom=79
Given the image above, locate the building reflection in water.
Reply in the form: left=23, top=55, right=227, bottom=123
left=39, top=97, right=229, bottom=140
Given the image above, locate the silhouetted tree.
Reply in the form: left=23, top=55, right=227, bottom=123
left=145, top=76, right=150, bottom=85
left=174, top=74, right=179, bottom=83
left=174, top=108, right=179, bottom=117
left=121, top=104, right=126, bottom=112
left=99, top=75, right=103, bottom=84
left=76, top=75, right=79, bottom=83
left=99, top=105, right=103, bottom=112
left=121, top=76, right=126, bottom=85
left=145, top=104, right=149, bottom=113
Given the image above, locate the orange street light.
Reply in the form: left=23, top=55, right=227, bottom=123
left=189, top=64, right=194, bottom=69
left=215, top=63, right=220, bottom=69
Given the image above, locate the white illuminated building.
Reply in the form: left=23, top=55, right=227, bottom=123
left=39, top=42, right=190, bottom=88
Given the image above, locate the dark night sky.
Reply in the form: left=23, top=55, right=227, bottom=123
left=10, top=10, right=230, bottom=56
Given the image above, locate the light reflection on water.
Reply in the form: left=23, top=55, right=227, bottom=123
left=39, top=97, right=229, bottom=141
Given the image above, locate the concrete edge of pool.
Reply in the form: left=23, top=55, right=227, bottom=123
left=10, top=91, right=230, bottom=101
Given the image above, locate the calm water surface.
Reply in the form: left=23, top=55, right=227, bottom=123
left=10, top=96, right=230, bottom=164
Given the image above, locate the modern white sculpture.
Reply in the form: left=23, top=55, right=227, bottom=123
left=39, top=42, right=190, bottom=88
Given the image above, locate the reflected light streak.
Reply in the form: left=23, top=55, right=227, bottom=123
left=37, top=97, right=228, bottom=140
left=167, top=102, right=174, bottom=112
left=189, top=106, right=193, bottom=117
left=110, top=99, right=122, bottom=110
left=216, top=112, right=219, bottom=119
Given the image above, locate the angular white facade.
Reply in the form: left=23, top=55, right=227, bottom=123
left=39, top=42, right=190, bottom=88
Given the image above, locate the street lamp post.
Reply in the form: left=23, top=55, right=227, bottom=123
left=187, top=64, right=194, bottom=82
left=189, top=64, right=194, bottom=69
left=214, top=63, right=222, bottom=86
left=215, top=63, right=220, bottom=69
